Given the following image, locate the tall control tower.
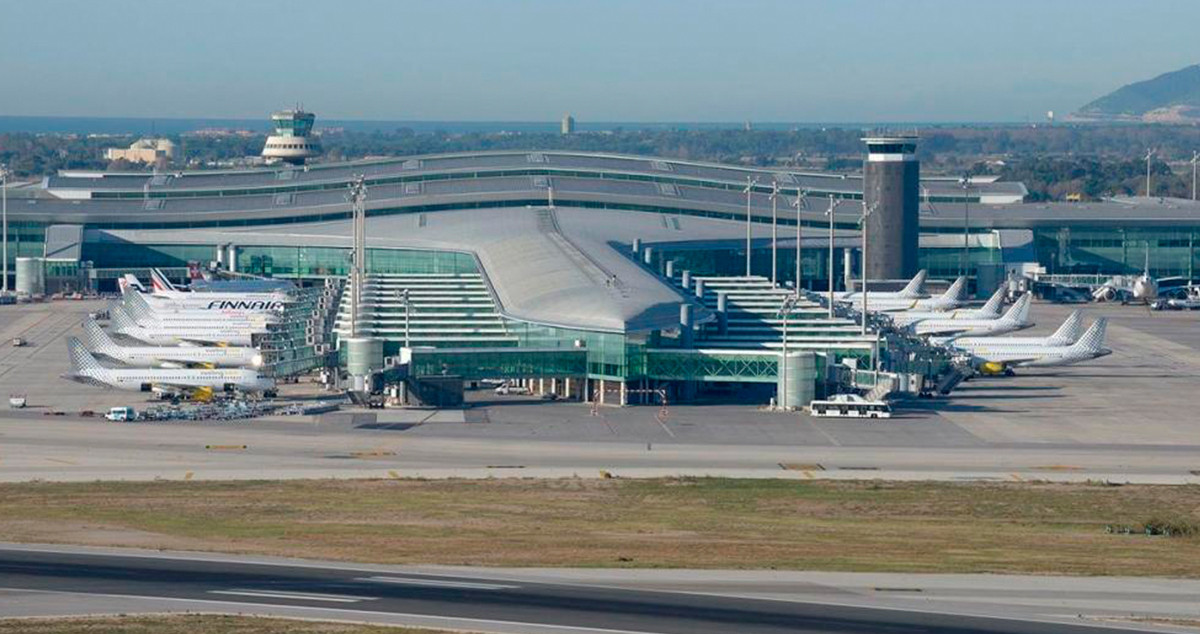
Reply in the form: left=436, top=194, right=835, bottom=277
left=862, top=135, right=919, bottom=279
left=262, top=108, right=322, bottom=165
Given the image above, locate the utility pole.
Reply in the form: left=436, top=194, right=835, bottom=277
left=743, top=176, right=759, bottom=277
left=1, top=163, right=7, bottom=294
left=347, top=175, right=367, bottom=339
left=860, top=201, right=876, bottom=336
left=792, top=189, right=807, bottom=290
left=768, top=180, right=780, bottom=285
left=398, top=288, right=412, bottom=348
left=825, top=195, right=839, bottom=319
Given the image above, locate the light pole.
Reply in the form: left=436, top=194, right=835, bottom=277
left=776, top=292, right=798, bottom=411
left=859, top=201, right=877, bottom=336
left=1191, top=151, right=1198, bottom=201
left=743, top=176, right=759, bottom=277
left=824, top=195, right=841, bottom=319
left=792, top=189, right=807, bottom=291
left=347, top=176, right=367, bottom=339
left=1145, top=148, right=1155, bottom=198
left=1, top=162, right=7, bottom=294
left=768, top=179, right=780, bottom=286
left=960, top=175, right=971, bottom=279
left=398, top=288, right=412, bottom=348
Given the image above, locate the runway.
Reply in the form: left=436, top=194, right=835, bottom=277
left=0, top=545, right=1177, bottom=634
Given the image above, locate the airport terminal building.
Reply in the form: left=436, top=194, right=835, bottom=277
left=5, top=146, right=1200, bottom=403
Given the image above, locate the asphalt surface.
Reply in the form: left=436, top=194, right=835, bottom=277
left=0, top=546, right=1168, bottom=634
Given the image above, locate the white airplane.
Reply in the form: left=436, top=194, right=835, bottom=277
left=82, top=319, right=263, bottom=369
left=844, top=276, right=967, bottom=313
left=889, top=286, right=1007, bottom=327
left=122, top=285, right=279, bottom=324
left=65, top=337, right=275, bottom=397
left=110, top=304, right=257, bottom=346
left=948, top=310, right=1084, bottom=349
left=147, top=269, right=287, bottom=311
left=834, top=269, right=928, bottom=301
left=960, top=318, right=1110, bottom=375
left=909, top=293, right=1033, bottom=337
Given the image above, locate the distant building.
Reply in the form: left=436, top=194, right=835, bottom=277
left=104, top=138, right=176, bottom=165
left=262, top=108, right=322, bottom=165
left=561, top=113, right=575, bottom=135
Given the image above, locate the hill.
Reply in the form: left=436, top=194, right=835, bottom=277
left=1077, top=64, right=1200, bottom=122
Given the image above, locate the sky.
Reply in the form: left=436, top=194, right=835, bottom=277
left=2, top=0, right=1199, bottom=123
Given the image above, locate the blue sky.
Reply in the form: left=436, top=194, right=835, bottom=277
left=2, top=0, right=1198, bottom=122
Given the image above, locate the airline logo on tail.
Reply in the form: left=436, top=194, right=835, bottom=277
left=150, top=269, right=177, bottom=293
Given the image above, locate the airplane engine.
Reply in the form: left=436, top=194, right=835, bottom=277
left=223, top=383, right=236, bottom=393
left=1092, top=286, right=1117, bottom=302
left=978, top=361, right=1008, bottom=376
left=140, top=383, right=153, bottom=392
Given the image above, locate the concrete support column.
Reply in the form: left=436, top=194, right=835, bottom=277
left=538, top=378, right=545, bottom=394
left=681, top=270, right=691, bottom=291
left=599, top=380, right=607, bottom=405
left=620, top=381, right=628, bottom=406
left=694, top=278, right=705, bottom=299
left=844, top=248, right=854, bottom=291
left=680, top=303, right=694, bottom=348
left=551, top=378, right=559, bottom=395
left=643, top=246, right=654, bottom=267
left=664, top=260, right=675, bottom=279
left=632, top=238, right=642, bottom=257
left=227, top=244, right=237, bottom=273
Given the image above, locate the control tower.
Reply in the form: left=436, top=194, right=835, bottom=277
left=862, top=135, right=919, bottom=279
left=261, top=109, right=322, bottom=165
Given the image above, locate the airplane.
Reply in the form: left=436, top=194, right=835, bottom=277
left=117, top=274, right=147, bottom=293
left=888, top=285, right=1006, bottom=326
left=82, top=319, right=263, bottom=369
left=833, top=269, right=929, bottom=301
left=147, top=269, right=287, bottom=310
left=908, top=293, right=1033, bottom=337
left=65, top=337, right=275, bottom=397
left=1093, top=252, right=1158, bottom=304
left=843, top=276, right=967, bottom=313
left=122, top=285, right=280, bottom=323
left=959, top=318, right=1110, bottom=375
left=110, top=303, right=257, bottom=346
left=948, top=310, right=1084, bottom=349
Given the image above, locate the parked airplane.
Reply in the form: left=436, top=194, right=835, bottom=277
left=65, top=337, right=275, bottom=397
left=1093, top=253, right=1158, bottom=304
left=834, top=269, right=928, bottom=301
left=118, top=274, right=147, bottom=294
left=110, top=304, right=257, bottom=346
left=949, top=310, right=1084, bottom=349
left=908, top=293, right=1033, bottom=337
left=844, top=277, right=967, bottom=313
left=82, top=319, right=263, bottom=369
left=888, top=286, right=1006, bottom=326
left=122, top=285, right=279, bottom=324
left=146, top=269, right=287, bottom=310
left=960, top=318, right=1110, bottom=375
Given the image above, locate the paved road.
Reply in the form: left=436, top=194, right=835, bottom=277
left=0, top=546, right=1170, bottom=633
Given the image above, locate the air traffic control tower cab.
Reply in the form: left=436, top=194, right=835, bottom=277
left=261, top=109, right=322, bottom=165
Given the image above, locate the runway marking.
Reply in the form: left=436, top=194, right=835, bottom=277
left=356, top=575, right=519, bottom=590
left=43, top=458, right=78, bottom=466
left=210, top=589, right=377, bottom=603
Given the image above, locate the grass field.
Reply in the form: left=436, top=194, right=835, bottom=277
left=0, top=615, right=451, bottom=633
left=1, top=478, right=1198, bottom=576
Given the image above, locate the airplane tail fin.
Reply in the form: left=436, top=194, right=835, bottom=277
left=1070, top=318, right=1108, bottom=353
left=1046, top=310, right=1084, bottom=346
left=941, top=276, right=967, bottom=301
left=109, top=303, right=138, bottom=332
left=81, top=319, right=119, bottom=355
left=150, top=268, right=176, bottom=293
left=66, top=336, right=109, bottom=378
left=979, top=286, right=1005, bottom=317
left=1001, top=293, right=1032, bottom=325
left=120, top=273, right=146, bottom=293
left=898, top=269, right=928, bottom=298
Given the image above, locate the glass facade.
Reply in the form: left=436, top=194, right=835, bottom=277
left=1035, top=227, right=1199, bottom=279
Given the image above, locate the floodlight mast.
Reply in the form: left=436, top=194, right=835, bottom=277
left=824, top=195, right=841, bottom=319
left=792, top=190, right=807, bottom=290
left=1191, top=151, right=1198, bottom=201
left=348, top=176, right=368, bottom=339
left=860, top=201, right=877, bottom=336
left=769, top=180, right=781, bottom=285
left=776, top=292, right=799, bottom=411
left=743, top=176, right=759, bottom=276
left=1, top=163, right=7, bottom=294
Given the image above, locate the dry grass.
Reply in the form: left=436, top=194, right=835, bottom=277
left=0, top=478, right=1198, bottom=576
left=0, top=614, right=454, bottom=633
